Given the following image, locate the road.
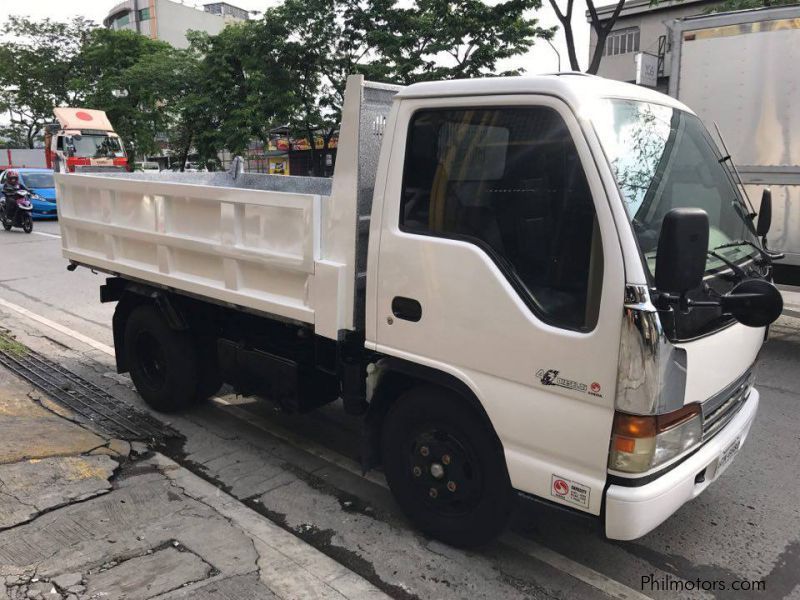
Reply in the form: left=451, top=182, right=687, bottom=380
left=1, top=218, right=799, bottom=600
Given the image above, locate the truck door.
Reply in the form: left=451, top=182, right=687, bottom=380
left=373, top=95, right=625, bottom=514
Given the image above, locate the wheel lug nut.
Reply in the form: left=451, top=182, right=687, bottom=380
left=429, top=487, right=438, bottom=498
left=412, top=466, right=422, bottom=477
left=447, top=481, right=456, bottom=492
left=442, top=454, right=451, bottom=465
left=420, top=446, right=429, bottom=457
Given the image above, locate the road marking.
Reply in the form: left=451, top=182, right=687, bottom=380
left=33, top=230, right=61, bottom=239
left=1, top=301, right=653, bottom=600
left=503, top=533, right=653, bottom=600
left=0, top=297, right=115, bottom=357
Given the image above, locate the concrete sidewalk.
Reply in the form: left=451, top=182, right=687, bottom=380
left=0, top=365, right=388, bottom=600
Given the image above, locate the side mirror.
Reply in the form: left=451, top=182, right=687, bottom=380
left=756, top=188, right=772, bottom=238
left=721, top=278, right=783, bottom=327
left=655, top=208, right=709, bottom=295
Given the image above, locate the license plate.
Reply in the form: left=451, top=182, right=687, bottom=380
left=716, top=436, right=741, bottom=477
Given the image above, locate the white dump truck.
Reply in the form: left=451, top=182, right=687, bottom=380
left=669, top=5, right=800, bottom=284
left=56, top=74, right=783, bottom=546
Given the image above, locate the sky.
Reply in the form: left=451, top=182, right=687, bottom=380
left=0, top=0, right=592, bottom=72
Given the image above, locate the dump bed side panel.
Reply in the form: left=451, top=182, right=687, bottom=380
left=56, top=173, right=322, bottom=325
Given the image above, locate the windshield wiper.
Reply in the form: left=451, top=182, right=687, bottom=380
left=708, top=250, right=748, bottom=279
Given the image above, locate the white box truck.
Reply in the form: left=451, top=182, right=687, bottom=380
left=669, top=5, right=800, bottom=284
left=56, top=74, right=783, bottom=546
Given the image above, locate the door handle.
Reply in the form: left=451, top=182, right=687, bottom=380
left=391, top=296, right=422, bottom=322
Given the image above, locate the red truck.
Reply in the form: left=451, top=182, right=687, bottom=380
left=1, top=108, right=128, bottom=174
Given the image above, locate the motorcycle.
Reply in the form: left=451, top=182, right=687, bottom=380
left=1, top=189, right=34, bottom=234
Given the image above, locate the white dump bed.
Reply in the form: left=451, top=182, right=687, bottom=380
left=56, top=76, right=400, bottom=339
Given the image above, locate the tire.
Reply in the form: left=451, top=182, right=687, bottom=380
left=381, top=385, right=514, bottom=547
left=22, top=213, right=33, bottom=234
left=124, top=305, right=198, bottom=413
left=2, top=220, right=10, bottom=231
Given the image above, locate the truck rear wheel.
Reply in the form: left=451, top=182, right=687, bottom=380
left=381, top=385, right=514, bottom=547
left=124, top=305, right=198, bottom=413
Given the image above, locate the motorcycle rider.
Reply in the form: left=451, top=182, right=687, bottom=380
left=2, top=170, right=28, bottom=222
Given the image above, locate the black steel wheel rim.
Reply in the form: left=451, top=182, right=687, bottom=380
left=134, top=331, right=167, bottom=389
left=405, top=422, right=484, bottom=517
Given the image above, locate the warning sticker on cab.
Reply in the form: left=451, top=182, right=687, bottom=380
left=550, top=474, right=591, bottom=509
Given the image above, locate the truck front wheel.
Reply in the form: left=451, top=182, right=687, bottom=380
left=124, top=305, right=198, bottom=413
left=381, top=385, right=514, bottom=547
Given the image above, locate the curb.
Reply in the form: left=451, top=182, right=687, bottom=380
left=147, top=453, right=390, bottom=600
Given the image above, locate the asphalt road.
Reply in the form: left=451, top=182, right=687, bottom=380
left=1, top=218, right=799, bottom=600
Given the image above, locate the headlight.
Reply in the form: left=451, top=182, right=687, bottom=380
left=609, top=404, right=702, bottom=473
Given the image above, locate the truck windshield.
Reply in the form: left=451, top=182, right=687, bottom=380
left=591, top=99, right=759, bottom=278
left=72, top=134, right=124, bottom=159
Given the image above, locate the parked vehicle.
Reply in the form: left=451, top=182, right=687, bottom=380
left=669, top=5, right=800, bottom=284
left=135, top=162, right=161, bottom=172
left=57, top=74, right=783, bottom=546
left=2, top=109, right=128, bottom=174
left=1, top=189, right=34, bottom=233
left=0, top=169, right=57, bottom=219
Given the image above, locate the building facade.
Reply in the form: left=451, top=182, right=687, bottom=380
left=103, top=0, right=249, bottom=49
left=586, top=0, right=719, bottom=91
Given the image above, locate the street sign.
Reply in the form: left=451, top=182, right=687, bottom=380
left=635, top=52, right=659, bottom=87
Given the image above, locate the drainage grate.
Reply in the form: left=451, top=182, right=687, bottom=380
left=0, top=331, right=178, bottom=442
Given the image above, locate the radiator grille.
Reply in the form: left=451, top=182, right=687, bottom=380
left=702, top=370, right=753, bottom=441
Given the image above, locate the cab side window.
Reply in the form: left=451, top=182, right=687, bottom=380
left=400, top=107, right=603, bottom=331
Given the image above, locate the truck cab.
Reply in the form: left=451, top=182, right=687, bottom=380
left=56, top=74, right=782, bottom=546
left=370, top=75, right=777, bottom=541
left=46, top=108, right=128, bottom=173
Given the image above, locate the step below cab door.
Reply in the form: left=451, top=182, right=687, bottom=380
left=372, top=94, right=625, bottom=514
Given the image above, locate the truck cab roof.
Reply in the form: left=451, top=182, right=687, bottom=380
left=53, top=107, right=116, bottom=132
left=397, top=73, right=694, bottom=115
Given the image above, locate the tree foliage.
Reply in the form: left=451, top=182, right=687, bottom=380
left=0, top=16, right=92, bottom=147
left=1, top=1, right=550, bottom=171
left=77, top=29, right=192, bottom=158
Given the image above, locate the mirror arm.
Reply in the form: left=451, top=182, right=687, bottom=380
left=760, top=236, right=785, bottom=260
left=656, top=292, right=703, bottom=313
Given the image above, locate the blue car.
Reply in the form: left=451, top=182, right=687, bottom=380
left=0, top=168, right=58, bottom=220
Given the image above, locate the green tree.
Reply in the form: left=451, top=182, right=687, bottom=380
left=185, top=22, right=300, bottom=162
left=0, top=16, right=93, bottom=147
left=268, top=0, right=550, bottom=174
left=76, top=28, right=193, bottom=160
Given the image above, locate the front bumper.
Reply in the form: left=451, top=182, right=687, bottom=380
left=605, top=387, right=759, bottom=541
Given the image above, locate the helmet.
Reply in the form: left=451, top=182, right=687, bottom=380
left=6, top=170, right=19, bottom=185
